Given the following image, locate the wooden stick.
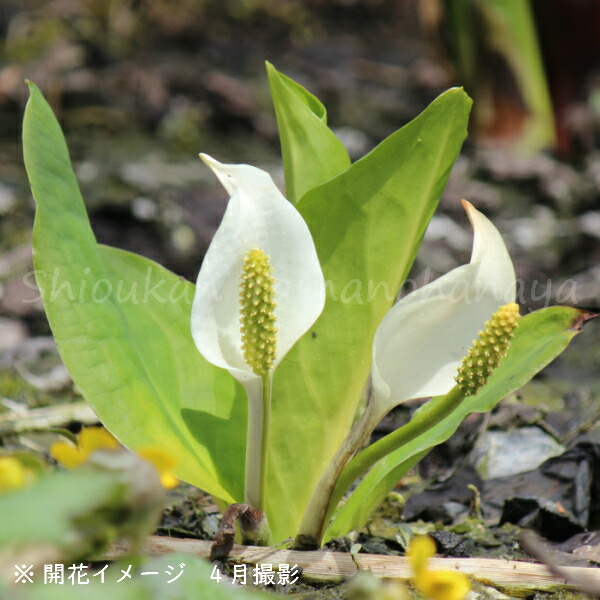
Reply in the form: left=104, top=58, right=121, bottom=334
left=0, top=401, right=98, bottom=435
left=104, top=536, right=600, bottom=596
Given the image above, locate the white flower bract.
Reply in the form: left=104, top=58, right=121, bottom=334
left=191, top=154, right=326, bottom=385
left=370, top=200, right=516, bottom=418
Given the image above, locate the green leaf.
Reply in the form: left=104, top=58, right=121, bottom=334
left=0, top=469, right=123, bottom=557
left=266, top=62, right=350, bottom=203
left=324, top=307, right=595, bottom=541
left=23, top=82, right=245, bottom=504
left=266, top=88, right=472, bottom=541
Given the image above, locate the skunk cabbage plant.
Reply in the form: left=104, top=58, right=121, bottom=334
left=23, top=63, right=596, bottom=547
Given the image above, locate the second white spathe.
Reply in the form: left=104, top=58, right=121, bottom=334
left=370, top=199, right=516, bottom=420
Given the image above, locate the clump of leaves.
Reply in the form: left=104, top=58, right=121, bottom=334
left=22, top=63, right=595, bottom=548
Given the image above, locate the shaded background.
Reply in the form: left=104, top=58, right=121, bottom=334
left=1, top=1, right=600, bottom=307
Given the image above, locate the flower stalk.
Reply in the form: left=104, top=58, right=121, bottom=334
left=294, top=408, right=375, bottom=549
left=258, top=373, right=271, bottom=512
left=298, top=385, right=468, bottom=546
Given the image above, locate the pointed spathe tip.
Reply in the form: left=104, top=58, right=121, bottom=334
left=460, top=198, right=474, bottom=213
left=199, top=152, right=221, bottom=170
left=199, top=153, right=239, bottom=194
left=461, top=199, right=479, bottom=228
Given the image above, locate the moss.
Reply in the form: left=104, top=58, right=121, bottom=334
left=532, top=588, right=592, bottom=600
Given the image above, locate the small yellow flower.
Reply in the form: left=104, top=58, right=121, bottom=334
left=51, top=428, right=178, bottom=490
left=0, top=456, right=27, bottom=492
left=51, top=427, right=119, bottom=468
left=137, top=446, right=179, bottom=489
left=408, top=535, right=435, bottom=578
left=408, top=536, right=470, bottom=600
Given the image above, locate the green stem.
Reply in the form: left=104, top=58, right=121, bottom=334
left=295, top=407, right=380, bottom=548
left=259, top=373, right=271, bottom=512
left=241, top=374, right=272, bottom=545
left=321, top=386, right=466, bottom=539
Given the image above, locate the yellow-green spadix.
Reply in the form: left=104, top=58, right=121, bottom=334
left=456, top=302, right=520, bottom=395
left=369, top=199, right=516, bottom=422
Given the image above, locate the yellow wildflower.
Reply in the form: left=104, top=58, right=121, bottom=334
left=0, top=456, right=27, bottom=492
left=408, top=536, right=470, bottom=600
left=137, top=446, right=179, bottom=489
left=51, top=427, right=178, bottom=490
left=51, top=427, right=119, bottom=468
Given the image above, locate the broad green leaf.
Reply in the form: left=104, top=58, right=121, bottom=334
left=23, top=82, right=245, bottom=504
left=266, top=62, right=350, bottom=203
left=99, top=246, right=246, bottom=501
left=266, top=88, right=472, bottom=541
left=324, top=307, right=595, bottom=541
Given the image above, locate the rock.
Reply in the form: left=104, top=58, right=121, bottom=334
left=484, top=443, right=600, bottom=541
left=0, top=318, right=27, bottom=351
left=0, top=335, right=70, bottom=392
left=332, top=126, right=372, bottom=160
left=424, top=214, right=472, bottom=251
left=0, top=276, right=43, bottom=316
left=430, top=529, right=468, bottom=556
left=170, top=224, right=196, bottom=255
left=0, top=243, right=32, bottom=281
left=75, top=161, right=101, bottom=184
left=120, top=157, right=209, bottom=191
left=0, top=183, right=15, bottom=215
left=471, top=427, right=565, bottom=480
left=579, top=211, right=600, bottom=239
left=131, top=196, right=159, bottom=221
left=509, top=206, right=565, bottom=250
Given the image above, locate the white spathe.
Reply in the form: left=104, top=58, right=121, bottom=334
left=370, top=200, right=516, bottom=419
left=191, top=154, right=326, bottom=387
